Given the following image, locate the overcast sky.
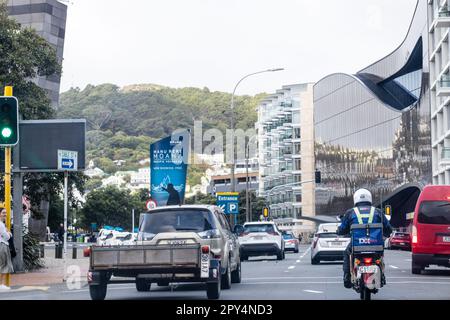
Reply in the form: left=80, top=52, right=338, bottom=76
left=60, top=0, right=418, bottom=95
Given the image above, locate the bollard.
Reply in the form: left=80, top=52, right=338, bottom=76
left=55, top=244, right=63, bottom=259
left=40, top=244, right=45, bottom=258
left=72, top=246, right=77, bottom=259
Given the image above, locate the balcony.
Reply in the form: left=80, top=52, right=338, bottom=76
left=437, top=75, right=450, bottom=97
left=436, top=9, right=450, bottom=29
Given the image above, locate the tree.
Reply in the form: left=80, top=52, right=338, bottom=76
left=81, top=186, right=144, bottom=231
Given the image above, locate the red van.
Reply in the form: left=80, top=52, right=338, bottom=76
left=412, top=185, right=450, bottom=274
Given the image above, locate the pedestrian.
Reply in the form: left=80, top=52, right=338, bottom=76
left=58, top=223, right=65, bottom=243
left=0, top=209, right=14, bottom=290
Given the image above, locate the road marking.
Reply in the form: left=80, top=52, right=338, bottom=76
left=390, top=265, right=399, bottom=269
left=288, top=266, right=295, bottom=270
left=300, top=248, right=311, bottom=259
left=296, top=260, right=301, bottom=263
left=304, top=290, right=323, bottom=294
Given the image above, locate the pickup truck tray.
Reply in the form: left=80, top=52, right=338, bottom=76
left=90, top=244, right=201, bottom=269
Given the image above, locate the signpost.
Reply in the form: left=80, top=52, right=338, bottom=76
left=58, top=150, right=78, bottom=282
left=216, top=192, right=240, bottom=225
left=146, top=199, right=157, bottom=211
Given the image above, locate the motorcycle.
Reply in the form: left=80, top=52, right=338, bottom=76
left=350, top=223, right=386, bottom=301
left=350, top=252, right=385, bottom=300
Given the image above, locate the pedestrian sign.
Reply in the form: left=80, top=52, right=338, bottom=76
left=216, top=192, right=239, bottom=215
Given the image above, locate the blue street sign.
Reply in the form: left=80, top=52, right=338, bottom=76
left=58, top=150, right=78, bottom=171
left=216, top=192, right=239, bottom=215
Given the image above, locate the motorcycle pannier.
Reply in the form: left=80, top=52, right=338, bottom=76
left=350, top=223, right=384, bottom=253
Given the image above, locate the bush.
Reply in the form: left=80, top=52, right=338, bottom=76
left=23, top=230, right=44, bottom=271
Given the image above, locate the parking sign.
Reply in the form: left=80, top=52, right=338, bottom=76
left=216, top=192, right=239, bottom=215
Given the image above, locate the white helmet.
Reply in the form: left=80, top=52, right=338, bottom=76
left=353, top=189, right=372, bottom=206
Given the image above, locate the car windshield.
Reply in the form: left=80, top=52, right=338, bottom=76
left=244, top=224, right=275, bottom=234
left=283, top=234, right=295, bottom=240
left=140, top=209, right=216, bottom=235
left=418, top=201, right=450, bottom=225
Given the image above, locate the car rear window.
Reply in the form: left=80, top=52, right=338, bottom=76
left=283, top=234, right=295, bottom=240
left=140, top=209, right=216, bottom=234
left=418, top=201, right=450, bottom=225
left=318, top=233, right=338, bottom=239
left=244, top=224, right=275, bottom=233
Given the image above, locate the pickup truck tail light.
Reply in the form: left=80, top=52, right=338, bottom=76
left=201, top=246, right=210, bottom=254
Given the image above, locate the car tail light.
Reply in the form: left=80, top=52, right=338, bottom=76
left=412, top=225, right=418, bottom=244
left=201, top=246, right=210, bottom=254
left=363, top=257, right=373, bottom=265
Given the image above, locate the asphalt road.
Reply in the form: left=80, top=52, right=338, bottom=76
left=1, top=245, right=449, bottom=300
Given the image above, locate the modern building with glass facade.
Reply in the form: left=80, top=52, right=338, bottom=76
left=7, top=0, right=67, bottom=109
left=428, top=0, right=450, bottom=184
left=257, top=83, right=314, bottom=220
left=314, top=0, right=432, bottom=229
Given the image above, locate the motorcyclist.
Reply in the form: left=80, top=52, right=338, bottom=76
left=337, top=189, right=393, bottom=289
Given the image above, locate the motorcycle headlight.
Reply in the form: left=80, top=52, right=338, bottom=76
left=198, top=229, right=221, bottom=239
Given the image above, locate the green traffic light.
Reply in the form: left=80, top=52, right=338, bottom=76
left=1, top=127, right=12, bottom=138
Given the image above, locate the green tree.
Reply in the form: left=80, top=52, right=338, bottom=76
left=81, top=186, right=143, bottom=231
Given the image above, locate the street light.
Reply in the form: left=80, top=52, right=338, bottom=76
left=230, top=68, right=285, bottom=194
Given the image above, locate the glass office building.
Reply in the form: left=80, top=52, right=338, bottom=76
left=314, top=0, right=432, bottom=228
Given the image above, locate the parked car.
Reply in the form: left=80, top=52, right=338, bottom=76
left=412, top=185, right=450, bottom=274
left=388, top=231, right=411, bottom=251
left=238, top=222, right=285, bottom=261
left=88, top=205, right=241, bottom=300
left=311, top=229, right=351, bottom=265
left=282, top=233, right=299, bottom=253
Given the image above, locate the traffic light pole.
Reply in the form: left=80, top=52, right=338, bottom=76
left=4, top=86, right=13, bottom=287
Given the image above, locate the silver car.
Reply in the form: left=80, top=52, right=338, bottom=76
left=138, top=205, right=242, bottom=289
left=311, top=226, right=351, bottom=265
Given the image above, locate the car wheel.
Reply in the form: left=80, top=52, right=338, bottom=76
left=311, top=257, right=320, bottom=265
left=207, top=268, right=221, bottom=300
left=277, top=250, right=283, bottom=261
left=231, top=260, right=242, bottom=284
left=412, top=263, right=423, bottom=275
left=221, top=260, right=232, bottom=290
left=157, top=281, right=169, bottom=287
left=89, top=283, right=107, bottom=301
left=136, top=278, right=151, bottom=292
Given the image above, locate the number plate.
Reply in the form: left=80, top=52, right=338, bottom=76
left=331, top=242, right=342, bottom=246
left=359, top=266, right=378, bottom=274
left=253, top=236, right=263, bottom=241
left=200, top=254, right=209, bottom=279
left=444, top=237, right=450, bottom=243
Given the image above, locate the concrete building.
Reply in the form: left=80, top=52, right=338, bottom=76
left=428, top=0, right=450, bottom=184
left=7, top=0, right=67, bottom=109
left=257, top=83, right=315, bottom=220
left=314, top=0, right=431, bottom=229
left=130, top=168, right=150, bottom=189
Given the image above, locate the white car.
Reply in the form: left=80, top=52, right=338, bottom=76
left=238, top=222, right=285, bottom=261
left=311, top=223, right=350, bottom=265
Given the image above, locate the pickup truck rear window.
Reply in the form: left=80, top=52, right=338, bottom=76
left=418, top=201, right=450, bottom=225
left=244, top=224, right=276, bottom=234
left=140, top=209, right=216, bottom=234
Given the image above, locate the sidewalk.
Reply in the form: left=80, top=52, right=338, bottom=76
left=10, top=257, right=89, bottom=287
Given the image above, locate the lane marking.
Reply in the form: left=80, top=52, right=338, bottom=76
left=242, top=281, right=450, bottom=285
left=296, top=260, right=301, bottom=263
left=288, top=266, right=295, bottom=270
left=304, top=290, right=324, bottom=294
left=390, top=265, right=399, bottom=269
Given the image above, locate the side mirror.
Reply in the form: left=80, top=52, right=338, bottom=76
left=234, top=225, right=245, bottom=236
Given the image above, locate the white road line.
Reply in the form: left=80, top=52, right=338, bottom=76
left=304, top=290, right=324, bottom=294
left=390, top=265, right=399, bottom=269
left=242, top=281, right=450, bottom=285
left=288, top=266, right=295, bottom=270
left=300, top=248, right=311, bottom=259
left=296, top=260, right=301, bottom=263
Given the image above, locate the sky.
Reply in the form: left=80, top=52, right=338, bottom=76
left=60, top=0, right=418, bottom=95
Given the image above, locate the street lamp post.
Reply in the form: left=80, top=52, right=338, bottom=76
left=230, top=68, right=284, bottom=226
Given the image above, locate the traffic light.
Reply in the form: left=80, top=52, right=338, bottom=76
left=263, top=207, right=269, bottom=218
left=0, top=97, right=19, bottom=146
left=315, top=170, right=322, bottom=184
left=385, top=205, right=392, bottom=216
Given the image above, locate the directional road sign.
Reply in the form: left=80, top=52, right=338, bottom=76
left=216, top=192, right=239, bottom=215
left=58, top=150, right=78, bottom=171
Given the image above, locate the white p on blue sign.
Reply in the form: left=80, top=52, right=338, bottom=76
left=58, top=150, right=78, bottom=171
left=216, top=192, right=239, bottom=215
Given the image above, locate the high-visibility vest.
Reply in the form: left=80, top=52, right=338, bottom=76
left=353, top=207, right=376, bottom=225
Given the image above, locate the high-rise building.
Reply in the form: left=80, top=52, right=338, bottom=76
left=257, top=83, right=314, bottom=221
left=7, top=0, right=67, bottom=109
left=428, top=0, right=450, bottom=184
left=314, top=0, right=431, bottom=229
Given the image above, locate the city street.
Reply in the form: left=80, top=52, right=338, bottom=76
left=1, top=245, right=449, bottom=300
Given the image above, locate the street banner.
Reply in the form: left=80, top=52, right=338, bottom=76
left=150, top=130, right=190, bottom=207
left=216, top=192, right=240, bottom=215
